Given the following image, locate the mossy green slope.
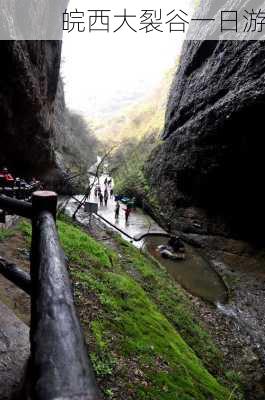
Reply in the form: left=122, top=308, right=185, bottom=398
left=116, top=238, right=223, bottom=373
left=20, top=218, right=240, bottom=399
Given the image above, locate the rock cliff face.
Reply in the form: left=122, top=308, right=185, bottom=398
left=147, top=40, right=265, bottom=240
left=0, top=40, right=68, bottom=187
left=0, top=39, right=98, bottom=192
left=53, top=78, right=99, bottom=189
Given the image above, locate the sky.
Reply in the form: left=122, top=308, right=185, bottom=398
left=61, top=0, right=195, bottom=119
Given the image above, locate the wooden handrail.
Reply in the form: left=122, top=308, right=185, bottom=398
left=0, top=257, right=31, bottom=295
left=0, top=191, right=102, bottom=400
left=0, top=194, right=32, bottom=219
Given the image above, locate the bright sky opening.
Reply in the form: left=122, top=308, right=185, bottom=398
left=61, top=0, right=195, bottom=118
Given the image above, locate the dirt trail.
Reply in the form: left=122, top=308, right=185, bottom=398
left=0, top=229, right=30, bottom=325
left=0, top=223, right=30, bottom=400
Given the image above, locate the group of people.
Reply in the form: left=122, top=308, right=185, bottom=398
left=94, top=177, right=114, bottom=208
left=104, top=177, right=112, bottom=187
left=0, top=167, right=15, bottom=186
left=92, top=175, right=132, bottom=223
left=0, top=168, right=41, bottom=188
left=115, top=201, right=132, bottom=223
left=0, top=169, right=42, bottom=203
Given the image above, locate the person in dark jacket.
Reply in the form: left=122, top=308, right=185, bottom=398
left=115, top=201, right=120, bottom=219
left=104, top=189, right=109, bottom=206
left=99, top=192, right=103, bottom=206
left=123, top=205, right=131, bottom=223
left=0, top=168, right=14, bottom=187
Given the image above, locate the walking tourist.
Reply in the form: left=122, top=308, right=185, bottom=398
left=123, top=205, right=131, bottom=223
left=99, top=192, right=103, bottom=206
left=104, top=189, right=109, bottom=206
left=115, top=201, right=120, bottom=219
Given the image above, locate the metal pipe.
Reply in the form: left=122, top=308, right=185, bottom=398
left=95, top=212, right=170, bottom=242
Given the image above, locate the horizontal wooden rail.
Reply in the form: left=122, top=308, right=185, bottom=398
left=0, top=257, right=31, bottom=295
left=0, top=191, right=102, bottom=399
left=30, top=192, right=102, bottom=400
left=0, top=194, right=32, bottom=219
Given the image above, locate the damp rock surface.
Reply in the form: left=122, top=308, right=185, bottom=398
left=147, top=37, right=265, bottom=240
left=0, top=301, right=29, bottom=400
left=0, top=40, right=68, bottom=187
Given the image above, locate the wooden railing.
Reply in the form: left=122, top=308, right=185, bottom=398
left=0, top=191, right=102, bottom=400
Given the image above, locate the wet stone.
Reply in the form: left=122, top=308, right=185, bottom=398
left=0, top=301, right=29, bottom=400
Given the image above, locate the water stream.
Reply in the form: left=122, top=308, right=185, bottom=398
left=145, top=236, right=228, bottom=304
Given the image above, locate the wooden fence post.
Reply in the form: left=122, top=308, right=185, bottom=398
left=32, top=190, right=58, bottom=221
left=30, top=191, right=102, bottom=400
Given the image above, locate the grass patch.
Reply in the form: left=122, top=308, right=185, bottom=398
left=117, top=238, right=222, bottom=370
left=75, top=267, right=234, bottom=399
left=19, top=219, right=32, bottom=242
left=58, top=220, right=115, bottom=269
left=19, top=217, right=116, bottom=269
left=0, top=227, right=15, bottom=241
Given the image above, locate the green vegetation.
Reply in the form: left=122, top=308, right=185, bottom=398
left=19, top=219, right=31, bottom=238
left=58, top=219, right=115, bottom=269
left=0, top=227, right=15, bottom=241
left=19, top=217, right=242, bottom=399
left=94, top=68, right=175, bottom=210
left=95, top=67, right=174, bottom=145
left=113, top=135, right=161, bottom=213
left=116, top=237, right=222, bottom=371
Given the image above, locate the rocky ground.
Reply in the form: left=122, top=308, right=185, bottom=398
left=0, top=219, right=30, bottom=325
left=180, top=229, right=265, bottom=399
left=0, top=218, right=30, bottom=400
